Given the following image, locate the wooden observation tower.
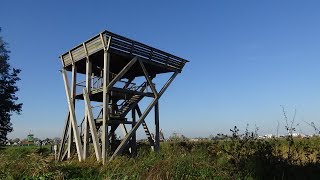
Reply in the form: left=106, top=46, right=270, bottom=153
left=57, top=30, right=188, bottom=163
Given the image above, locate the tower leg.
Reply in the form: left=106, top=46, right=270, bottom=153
left=102, top=50, right=110, bottom=164
left=68, top=63, right=77, bottom=159
left=62, top=69, right=83, bottom=162
left=83, top=56, right=92, bottom=160
left=155, top=102, right=160, bottom=153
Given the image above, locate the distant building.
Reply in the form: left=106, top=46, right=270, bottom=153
left=292, top=133, right=306, bottom=138
left=27, top=133, right=34, bottom=142
left=189, top=138, right=200, bottom=142
left=264, top=134, right=274, bottom=139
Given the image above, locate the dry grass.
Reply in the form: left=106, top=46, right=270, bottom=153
left=1, top=136, right=320, bottom=179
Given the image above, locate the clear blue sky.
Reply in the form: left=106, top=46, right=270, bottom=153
left=1, top=1, right=320, bottom=139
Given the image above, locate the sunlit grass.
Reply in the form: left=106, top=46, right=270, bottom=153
left=1, top=136, right=320, bottom=179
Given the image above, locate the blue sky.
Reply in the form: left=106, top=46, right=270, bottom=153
left=1, top=1, right=320, bottom=139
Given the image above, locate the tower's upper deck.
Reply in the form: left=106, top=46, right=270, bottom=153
left=60, top=30, right=188, bottom=79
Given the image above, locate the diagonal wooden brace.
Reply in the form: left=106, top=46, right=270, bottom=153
left=136, top=106, right=155, bottom=147
left=107, top=56, right=138, bottom=90
left=139, top=59, right=158, bottom=98
left=57, top=113, right=70, bottom=161
left=110, top=72, right=179, bottom=161
left=83, top=89, right=102, bottom=161
left=62, top=69, right=83, bottom=162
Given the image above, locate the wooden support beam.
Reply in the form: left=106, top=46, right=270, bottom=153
left=57, top=113, right=69, bottom=161
left=83, top=47, right=92, bottom=160
left=154, top=102, right=160, bottom=153
left=131, top=109, right=137, bottom=156
left=107, top=57, right=137, bottom=90
left=120, top=124, right=128, bottom=136
left=110, top=87, right=154, bottom=97
left=119, top=124, right=132, bottom=153
left=68, top=62, right=77, bottom=159
left=110, top=72, right=179, bottom=160
left=59, top=56, right=66, bottom=68
left=136, top=106, right=155, bottom=148
left=83, top=89, right=102, bottom=161
left=139, top=60, right=158, bottom=98
left=62, top=69, right=83, bottom=162
left=62, top=148, right=68, bottom=161
left=102, top=50, right=110, bottom=164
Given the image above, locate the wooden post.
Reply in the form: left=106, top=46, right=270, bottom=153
left=83, top=46, right=92, bottom=160
left=83, top=89, right=102, bottom=161
left=139, top=60, right=158, bottom=97
left=102, top=49, right=110, bottom=164
left=154, top=102, right=160, bottom=153
left=62, top=69, right=83, bottom=162
left=68, top=56, right=77, bottom=159
left=57, top=113, right=69, bottom=161
left=131, top=108, right=137, bottom=156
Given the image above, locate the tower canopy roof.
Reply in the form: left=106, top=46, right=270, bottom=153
left=60, top=30, right=189, bottom=77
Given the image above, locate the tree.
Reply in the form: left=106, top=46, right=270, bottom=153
left=0, top=28, right=22, bottom=145
left=12, top=138, right=20, bottom=143
left=53, top=137, right=61, bottom=145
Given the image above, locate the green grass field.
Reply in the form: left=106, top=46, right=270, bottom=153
left=1, top=135, right=320, bottom=179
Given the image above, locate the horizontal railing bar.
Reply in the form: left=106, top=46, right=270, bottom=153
left=105, top=30, right=188, bottom=63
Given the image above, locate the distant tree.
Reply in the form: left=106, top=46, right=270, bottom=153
left=0, top=28, right=22, bottom=145
left=53, top=137, right=61, bottom=145
left=12, top=138, right=20, bottom=143
left=168, top=132, right=188, bottom=142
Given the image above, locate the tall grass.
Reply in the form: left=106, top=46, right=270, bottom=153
left=1, top=132, right=320, bottom=179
